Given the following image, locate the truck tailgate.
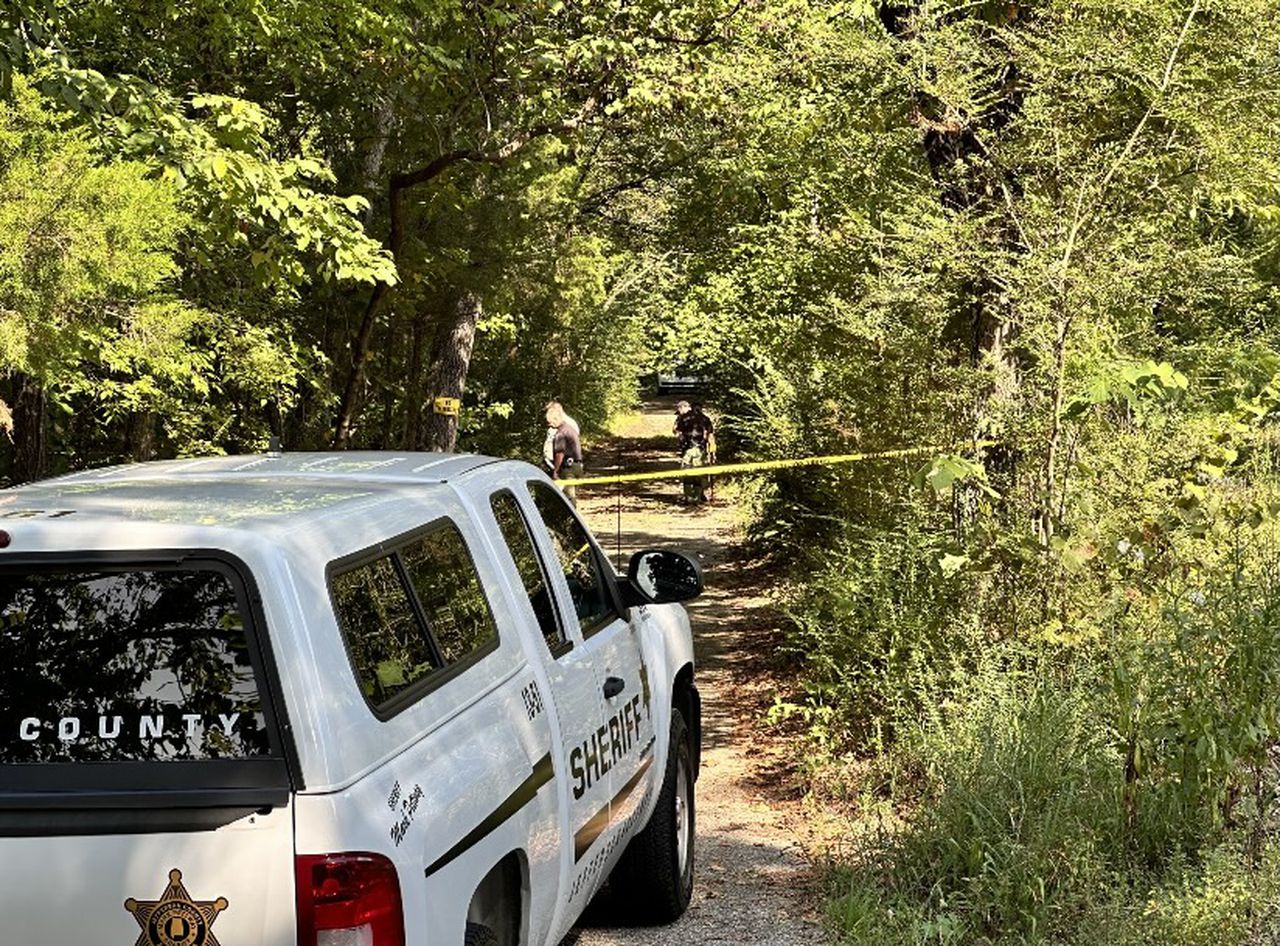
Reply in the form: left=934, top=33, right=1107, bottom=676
left=2, top=802, right=295, bottom=944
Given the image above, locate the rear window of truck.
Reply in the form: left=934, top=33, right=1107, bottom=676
left=0, top=564, right=274, bottom=765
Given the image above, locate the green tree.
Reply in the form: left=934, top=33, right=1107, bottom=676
left=0, top=76, right=196, bottom=479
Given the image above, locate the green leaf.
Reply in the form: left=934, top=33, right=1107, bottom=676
left=376, top=661, right=407, bottom=688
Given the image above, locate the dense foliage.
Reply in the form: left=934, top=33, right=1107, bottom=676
left=623, top=2, right=1280, bottom=942
left=3, top=0, right=1280, bottom=942
left=586, top=0, right=1280, bottom=941
left=0, top=0, right=736, bottom=474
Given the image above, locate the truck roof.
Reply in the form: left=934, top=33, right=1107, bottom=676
left=0, top=452, right=503, bottom=533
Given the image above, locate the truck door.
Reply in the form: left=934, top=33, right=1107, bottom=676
left=487, top=488, right=617, bottom=930
left=0, top=557, right=296, bottom=946
left=580, top=601, right=657, bottom=840
left=523, top=483, right=657, bottom=893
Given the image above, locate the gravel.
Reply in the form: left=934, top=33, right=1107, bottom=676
left=564, top=406, right=828, bottom=946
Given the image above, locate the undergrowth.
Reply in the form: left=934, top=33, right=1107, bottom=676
left=784, top=518, right=1280, bottom=945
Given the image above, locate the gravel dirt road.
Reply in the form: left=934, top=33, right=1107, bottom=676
left=562, top=400, right=827, bottom=946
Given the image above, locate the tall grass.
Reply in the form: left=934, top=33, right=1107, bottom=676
left=793, top=523, right=1280, bottom=945
left=782, top=523, right=987, bottom=755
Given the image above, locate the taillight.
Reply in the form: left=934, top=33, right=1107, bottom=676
left=296, top=853, right=405, bottom=946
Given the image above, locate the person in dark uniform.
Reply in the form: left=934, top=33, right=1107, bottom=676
left=673, top=400, right=715, bottom=504
left=544, top=401, right=583, bottom=504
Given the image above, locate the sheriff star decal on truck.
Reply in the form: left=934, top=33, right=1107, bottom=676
left=124, top=869, right=228, bottom=946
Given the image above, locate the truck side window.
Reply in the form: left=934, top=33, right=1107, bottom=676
left=399, top=527, right=499, bottom=664
left=528, top=482, right=617, bottom=637
left=331, top=555, right=440, bottom=708
left=331, top=521, right=501, bottom=715
left=491, top=490, right=568, bottom=654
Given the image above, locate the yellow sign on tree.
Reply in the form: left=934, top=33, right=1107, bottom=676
left=432, top=397, right=461, bottom=417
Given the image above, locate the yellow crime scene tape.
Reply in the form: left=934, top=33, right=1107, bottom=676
left=566, top=442, right=996, bottom=490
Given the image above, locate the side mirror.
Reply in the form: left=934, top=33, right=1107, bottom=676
left=624, top=549, right=703, bottom=606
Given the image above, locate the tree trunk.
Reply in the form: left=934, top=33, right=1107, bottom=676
left=124, top=411, right=157, bottom=462
left=11, top=373, right=48, bottom=484
left=377, top=314, right=398, bottom=448
left=886, top=4, right=1029, bottom=528
left=424, top=291, right=482, bottom=453
left=333, top=279, right=394, bottom=448
left=401, top=308, right=429, bottom=450
left=1040, top=311, right=1072, bottom=544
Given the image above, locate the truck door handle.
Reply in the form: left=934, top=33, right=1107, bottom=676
left=603, top=676, right=626, bottom=699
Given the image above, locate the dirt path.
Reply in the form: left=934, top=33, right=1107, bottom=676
left=563, top=400, right=827, bottom=946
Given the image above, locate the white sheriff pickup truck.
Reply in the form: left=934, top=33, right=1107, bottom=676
left=0, top=452, right=704, bottom=946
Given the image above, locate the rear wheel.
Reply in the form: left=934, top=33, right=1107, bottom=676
left=609, top=709, right=695, bottom=923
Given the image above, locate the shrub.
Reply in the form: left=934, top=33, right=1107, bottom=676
left=813, top=531, right=1280, bottom=944
left=784, top=520, right=987, bottom=753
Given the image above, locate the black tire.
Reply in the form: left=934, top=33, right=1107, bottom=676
left=609, top=709, right=695, bottom=923
left=463, top=923, right=499, bottom=946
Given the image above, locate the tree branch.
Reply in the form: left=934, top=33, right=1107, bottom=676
left=1060, top=0, right=1201, bottom=274
left=390, top=99, right=598, bottom=191
left=649, top=0, right=748, bottom=46
left=331, top=98, right=600, bottom=447
left=1041, top=0, right=1201, bottom=542
left=577, top=155, right=691, bottom=214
